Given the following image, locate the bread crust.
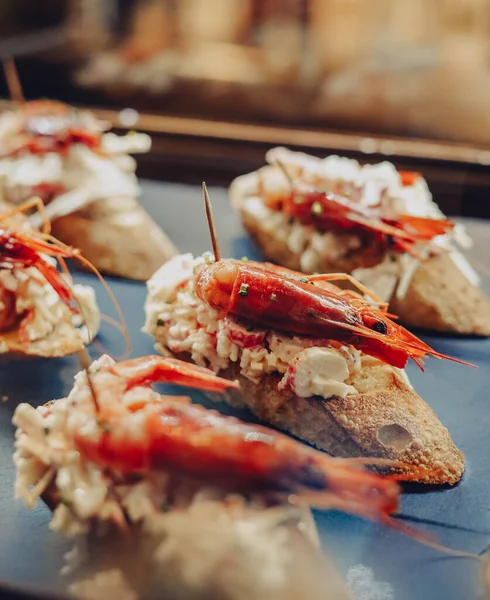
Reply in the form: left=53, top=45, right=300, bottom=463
left=169, top=350, right=464, bottom=485
left=51, top=196, right=177, bottom=281
left=224, top=363, right=464, bottom=485
left=390, top=252, right=490, bottom=335
left=231, top=170, right=490, bottom=335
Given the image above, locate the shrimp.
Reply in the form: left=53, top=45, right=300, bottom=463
left=0, top=198, right=128, bottom=353
left=0, top=229, right=79, bottom=310
left=1, top=100, right=102, bottom=158
left=263, top=180, right=454, bottom=259
left=194, top=258, right=467, bottom=369
left=259, top=149, right=453, bottom=258
left=63, top=355, right=401, bottom=526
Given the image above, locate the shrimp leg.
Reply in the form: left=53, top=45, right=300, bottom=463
left=109, top=355, right=239, bottom=393
left=308, top=273, right=388, bottom=308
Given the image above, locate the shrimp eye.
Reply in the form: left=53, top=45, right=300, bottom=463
left=371, top=320, right=387, bottom=334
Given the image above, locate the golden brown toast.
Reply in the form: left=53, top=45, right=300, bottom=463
left=51, top=195, right=177, bottom=281
left=168, top=351, right=464, bottom=486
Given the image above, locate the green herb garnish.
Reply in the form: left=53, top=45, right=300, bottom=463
left=156, top=318, right=164, bottom=327
left=96, top=418, right=111, bottom=433
left=238, top=283, right=249, bottom=297
left=293, top=195, right=305, bottom=204
left=298, top=276, right=309, bottom=283
left=44, top=427, right=50, bottom=436
left=389, top=253, right=397, bottom=262
left=270, top=293, right=277, bottom=301
left=311, top=201, right=323, bottom=215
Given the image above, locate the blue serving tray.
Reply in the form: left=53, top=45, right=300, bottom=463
left=0, top=182, right=488, bottom=600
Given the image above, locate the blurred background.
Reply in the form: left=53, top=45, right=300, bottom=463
left=1, top=0, right=490, bottom=215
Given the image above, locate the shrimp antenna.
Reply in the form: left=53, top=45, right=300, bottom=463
left=3, top=58, right=25, bottom=104
left=202, top=182, right=221, bottom=261
left=56, top=257, right=100, bottom=412
left=37, top=232, right=132, bottom=359
left=1, top=197, right=51, bottom=235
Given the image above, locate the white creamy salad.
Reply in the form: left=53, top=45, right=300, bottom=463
left=144, top=253, right=374, bottom=401
left=236, top=147, right=478, bottom=302
left=0, top=256, right=99, bottom=354
left=0, top=106, right=151, bottom=225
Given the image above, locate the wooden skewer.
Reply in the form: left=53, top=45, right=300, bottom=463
left=202, top=181, right=221, bottom=262
left=3, top=58, right=24, bottom=104
left=274, top=159, right=294, bottom=188
left=77, top=348, right=100, bottom=413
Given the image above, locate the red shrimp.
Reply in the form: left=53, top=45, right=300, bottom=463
left=66, top=355, right=402, bottom=526
left=1, top=100, right=102, bottom=158
left=0, top=198, right=83, bottom=334
left=0, top=230, right=78, bottom=309
left=0, top=228, right=89, bottom=343
left=194, top=259, right=467, bottom=370
left=263, top=181, right=454, bottom=258
left=0, top=198, right=130, bottom=355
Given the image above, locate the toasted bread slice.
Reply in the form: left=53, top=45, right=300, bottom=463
left=51, top=195, right=177, bottom=281
left=193, top=355, right=464, bottom=486
left=231, top=169, right=490, bottom=335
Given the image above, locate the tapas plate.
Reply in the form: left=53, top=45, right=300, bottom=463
left=0, top=181, right=488, bottom=600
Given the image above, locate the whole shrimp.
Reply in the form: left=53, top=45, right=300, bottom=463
left=0, top=198, right=121, bottom=344
left=194, top=257, right=466, bottom=370
left=53, top=355, right=402, bottom=526
left=263, top=179, right=454, bottom=258
left=1, top=100, right=102, bottom=158
left=260, top=152, right=454, bottom=258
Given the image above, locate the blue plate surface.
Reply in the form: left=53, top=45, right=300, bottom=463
left=0, top=182, right=489, bottom=599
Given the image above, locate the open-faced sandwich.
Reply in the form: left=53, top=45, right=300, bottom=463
left=0, top=203, right=99, bottom=357
left=0, top=100, right=176, bottom=280
left=230, top=147, right=490, bottom=335
left=13, top=354, right=406, bottom=599
left=144, top=253, right=466, bottom=485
